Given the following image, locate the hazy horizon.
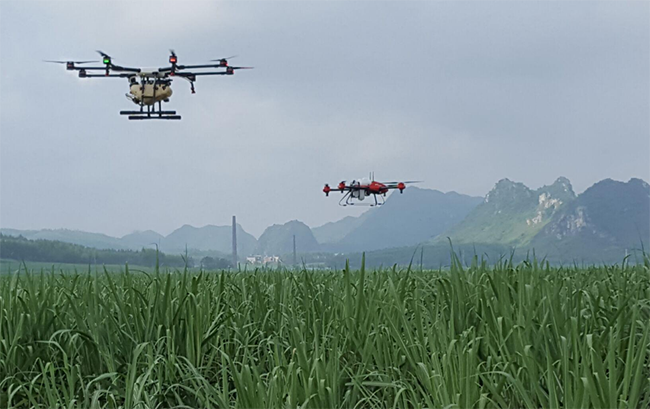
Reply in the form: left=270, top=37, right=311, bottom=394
left=2, top=175, right=645, bottom=239
left=1, top=1, right=648, bottom=237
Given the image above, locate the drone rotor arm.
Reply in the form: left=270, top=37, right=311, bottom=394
left=109, top=65, right=141, bottom=73
left=68, top=66, right=111, bottom=71
left=185, top=71, right=228, bottom=76
left=174, top=64, right=253, bottom=71
left=79, top=73, right=133, bottom=78
left=175, top=63, right=223, bottom=70
left=173, top=72, right=196, bottom=81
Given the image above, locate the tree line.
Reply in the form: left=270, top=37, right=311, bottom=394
left=0, top=234, right=191, bottom=268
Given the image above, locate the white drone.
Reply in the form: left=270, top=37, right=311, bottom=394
left=46, top=50, right=252, bottom=120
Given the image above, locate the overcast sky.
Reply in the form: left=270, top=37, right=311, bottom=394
left=1, top=1, right=648, bottom=238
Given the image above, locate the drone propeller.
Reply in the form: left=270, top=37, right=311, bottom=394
left=224, top=66, right=254, bottom=75
left=210, top=56, right=237, bottom=66
left=384, top=181, right=423, bottom=185
left=227, top=66, right=254, bottom=71
left=210, top=55, right=237, bottom=61
left=96, top=50, right=114, bottom=69
left=43, top=60, right=97, bottom=64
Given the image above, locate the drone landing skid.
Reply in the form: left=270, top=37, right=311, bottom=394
left=127, top=115, right=181, bottom=120
left=119, top=110, right=177, bottom=115
left=338, top=191, right=385, bottom=207
left=120, top=110, right=181, bottom=120
left=120, top=100, right=181, bottom=120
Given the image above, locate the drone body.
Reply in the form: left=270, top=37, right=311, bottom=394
left=323, top=174, right=421, bottom=206
left=126, top=78, right=173, bottom=106
left=47, top=50, right=252, bottom=120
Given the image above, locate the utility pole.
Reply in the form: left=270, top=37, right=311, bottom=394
left=232, top=215, right=238, bottom=269
left=293, top=234, right=297, bottom=266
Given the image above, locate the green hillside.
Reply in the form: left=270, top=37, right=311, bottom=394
left=312, top=214, right=370, bottom=244
left=313, top=188, right=482, bottom=253
left=531, top=178, right=650, bottom=260
left=434, top=177, right=575, bottom=245
left=120, top=230, right=165, bottom=248
left=332, top=188, right=482, bottom=252
left=0, top=235, right=189, bottom=268
left=0, top=228, right=128, bottom=250
left=162, top=224, right=257, bottom=256
left=256, top=220, right=320, bottom=255
left=424, top=177, right=648, bottom=264
left=2, top=224, right=258, bottom=258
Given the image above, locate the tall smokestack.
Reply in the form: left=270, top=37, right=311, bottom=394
left=232, top=215, right=238, bottom=269
left=293, top=234, right=297, bottom=266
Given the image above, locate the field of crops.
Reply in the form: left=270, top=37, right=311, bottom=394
left=1, top=255, right=649, bottom=408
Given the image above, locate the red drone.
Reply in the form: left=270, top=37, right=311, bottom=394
left=323, top=174, right=421, bottom=206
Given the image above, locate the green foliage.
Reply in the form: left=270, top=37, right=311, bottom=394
left=200, top=256, right=233, bottom=270
left=1, top=253, right=649, bottom=408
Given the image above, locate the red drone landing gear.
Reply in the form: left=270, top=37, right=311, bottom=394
left=338, top=191, right=386, bottom=207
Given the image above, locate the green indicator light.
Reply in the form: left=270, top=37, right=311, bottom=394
left=103, top=58, right=110, bottom=64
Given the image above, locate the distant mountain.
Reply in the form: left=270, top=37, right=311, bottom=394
left=312, top=214, right=370, bottom=244
left=162, top=224, right=257, bottom=256
left=530, top=178, right=650, bottom=261
left=427, top=177, right=649, bottom=264
left=325, top=187, right=482, bottom=253
left=256, top=220, right=320, bottom=255
left=0, top=228, right=128, bottom=250
left=121, top=230, right=165, bottom=249
left=435, top=177, right=576, bottom=245
left=1, top=224, right=258, bottom=258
